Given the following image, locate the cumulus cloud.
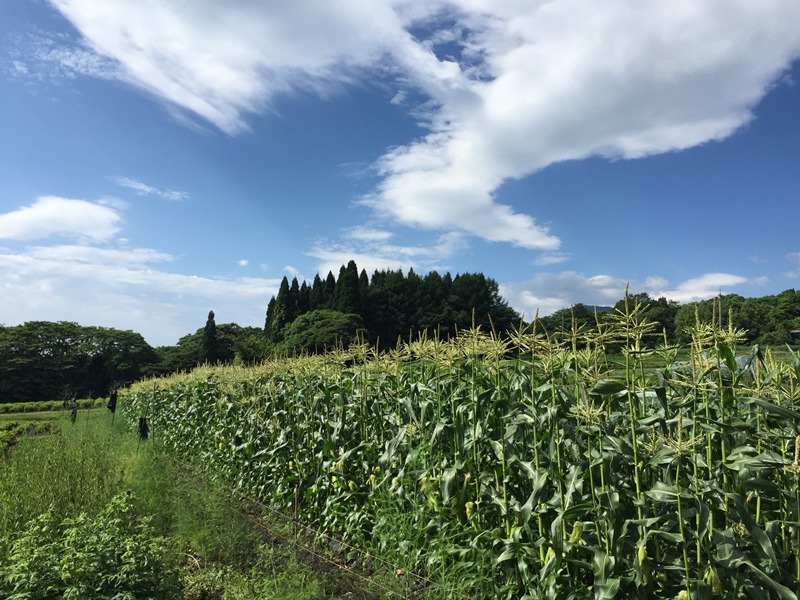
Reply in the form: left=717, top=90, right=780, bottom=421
left=48, top=0, right=413, bottom=134
left=0, top=196, right=122, bottom=242
left=308, top=227, right=467, bottom=277
left=0, top=243, right=278, bottom=345
left=786, top=252, right=800, bottom=278
left=113, top=177, right=189, bottom=201
left=645, top=273, right=749, bottom=303
left=503, top=270, right=750, bottom=319
left=43, top=0, right=800, bottom=251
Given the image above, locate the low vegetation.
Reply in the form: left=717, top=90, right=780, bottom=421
left=0, top=408, right=380, bottom=599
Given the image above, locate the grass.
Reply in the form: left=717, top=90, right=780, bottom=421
left=0, top=406, right=379, bottom=599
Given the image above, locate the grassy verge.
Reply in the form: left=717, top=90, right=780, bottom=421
left=0, top=407, right=380, bottom=599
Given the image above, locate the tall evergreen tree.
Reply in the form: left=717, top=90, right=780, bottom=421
left=333, top=260, right=360, bottom=314
left=359, top=269, right=370, bottom=314
left=290, top=277, right=301, bottom=314
left=201, top=310, right=219, bottom=364
left=310, top=274, right=325, bottom=310
left=324, top=271, right=336, bottom=309
left=265, top=277, right=298, bottom=343
left=298, top=280, right=311, bottom=315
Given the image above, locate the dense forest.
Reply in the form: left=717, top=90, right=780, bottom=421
left=1, top=260, right=799, bottom=403
left=264, top=260, right=519, bottom=352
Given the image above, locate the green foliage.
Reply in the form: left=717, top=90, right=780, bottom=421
left=0, top=419, right=56, bottom=454
left=183, top=544, right=327, bottom=600
left=265, top=261, right=522, bottom=353
left=0, top=402, right=373, bottom=599
left=278, top=309, right=364, bottom=355
left=156, top=323, right=268, bottom=373
left=674, top=288, right=800, bottom=346
left=202, top=310, right=219, bottom=364
left=123, top=306, right=800, bottom=599
left=0, top=491, right=181, bottom=599
left=0, top=322, right=157, bottom=403
left=266, top=277, right=299, bottom=343
left=0, top=398, right=104, bottom=414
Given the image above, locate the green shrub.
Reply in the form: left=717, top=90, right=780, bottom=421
left=0, top=491, right=181, bottom=599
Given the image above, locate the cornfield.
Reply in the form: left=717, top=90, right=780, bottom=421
left=122, top=302, right=800, bottom=598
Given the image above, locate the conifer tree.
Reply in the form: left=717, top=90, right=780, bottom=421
left=333, top=260, right=360, bottom=314
left=265, top=277, right=298, bottom=343
left=324, top=271, right=336, bottom=308
left=298, top=280, right=311, bottom=315
left=202, top=310, right=219, bottom=364
left=310, top=274, right=325, bottom=310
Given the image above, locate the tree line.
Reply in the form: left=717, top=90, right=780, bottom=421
left=537, top=288, right=800, bottom=347
left=0, top=322, right=158, bottom=403
left=264, top=260, right=519, bottom=353
left=1, top=260, right=798, bottom=402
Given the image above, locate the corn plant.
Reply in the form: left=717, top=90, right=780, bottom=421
left=121, top=304, right=800, bottom=599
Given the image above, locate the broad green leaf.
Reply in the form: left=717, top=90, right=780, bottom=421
left=717, top=344, right=737, bottom=373
left=592, top=551, right=620, bottom=600
left=746, top=398, right=800, bottom=423
left=589, top=380, right=627, bottom=396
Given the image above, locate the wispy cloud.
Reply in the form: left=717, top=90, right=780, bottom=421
left=41, top=1, right=800, bottom=253
left=6, top=30, right=121, bottom=84
left=113, top=177, right=188, bottom=201
left=786, top=252, right=800, bottom=278
left=308, top=227, right=467, bottom=277
left=0, top=196, right=122, bottom=242
left=534, top=252, right=571, bottom=266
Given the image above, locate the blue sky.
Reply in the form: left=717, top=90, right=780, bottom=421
left=1, top=0, right=799, bottom=347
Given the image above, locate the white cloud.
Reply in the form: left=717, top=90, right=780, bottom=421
left=284, top=265, right=301, bottom=279
left=29, top=244, right=173, bottom=265
left=12, top=60, right=29, bottom=75
left=113, top=177, right=188, bottom=201
left=534, top=252, right=571, bottom=266
left=0, top=243, right=278, bottom=345
left=8, top=31, right=121, bottom=83
left=504, top=270, right=750, bottom=319
left=43, top=0, right=800, bottom=251
left=238, top=259, right=249, bottom=267
left=48, top=0, right=413, bottom=134
left=785, top=252, right=800, bottom=278
left=0, top=196, right=122, bottom=242
left=349, top=226, right=394, bottom=243
left=308, top=228, right=467, bottom=277
left=645, top=273, right=748, bottom=303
